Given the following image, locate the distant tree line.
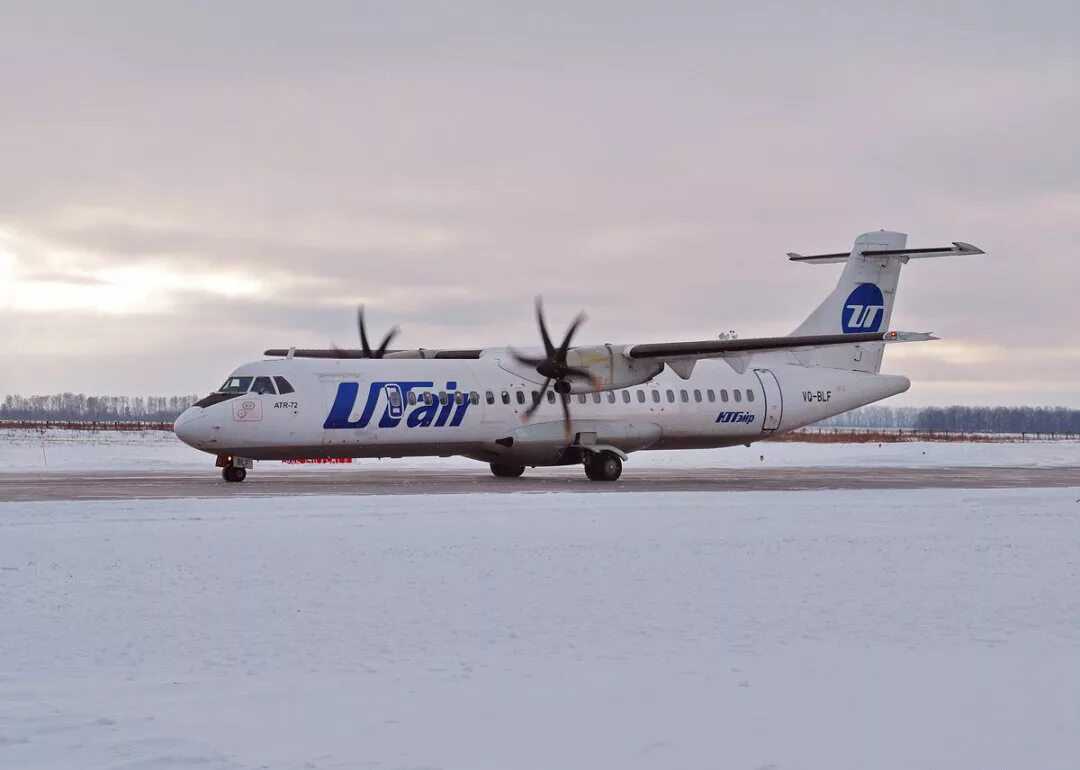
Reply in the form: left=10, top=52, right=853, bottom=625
left=0, top=393, right=200, bottom=422
left=2, top=394, right=1078, bottom=435
left=819, top=405, right=1080, bottom=434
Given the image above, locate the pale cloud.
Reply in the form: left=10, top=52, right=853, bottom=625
left=0, top=1, right=1077, bottom=404
left=0, top=230, right=265, bottom=315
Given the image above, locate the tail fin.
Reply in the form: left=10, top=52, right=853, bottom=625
left=788, top=231, right=983, bottom=373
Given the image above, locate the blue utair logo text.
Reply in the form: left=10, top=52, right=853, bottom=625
left=324, top=381, right=472, bottom=430
left=842, top=283, right=885, bottom=333
left=716, top=411, right=755, bottom=424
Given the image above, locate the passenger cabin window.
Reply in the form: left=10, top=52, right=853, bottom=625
left=746, top=390, right=755, bottom=403
left=407, top=392, right=417, bottom=406
left=652, top=390, right=661, bottom=403
left=423, top=392, right=433, bottom=406
left=593, top=393, right=602, bottom=404
left=516, top=390, right=526, bottom=405
left=251, top=376, right=276, bottom=395
left=486, top=391, right=495, bottom=405
left=531, top=390, right=541, bottom=404
left=721, top=390, right=729, bottom=403
left=607, top=392, right=616, bottom=403
left=694, top=389, right=702, bottom=403
left=502, top=391, right=510, bottom=405
left=666, top=390, right=675, bottom=403
left=219, top=376, right=253, bottom=394
left=439, top=392, right=449, bottom=405
left=388, top=388, right=402, bottom=408
left=578, top=394, right=587, bottom=404
left=734, top=390, right=742, bottom=403
left=637, top=390, right=646, bottom=403
left=547, top=390, right=556, bottom=404
left=455, top=392, right=464, bottom=405
left=707, top=389, right=715, bottom=402
left=622, top=391, right=631, bottom=403
left=273, top=376, right=295, bottom=394
left=680, top=390, right=688, bottom=403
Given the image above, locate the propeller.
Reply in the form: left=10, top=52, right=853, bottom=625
left=356, top=305, right=399, bottom=358
left=329, top=305, right=398, bottom=358
left=512, top=298, right=595, bottom=435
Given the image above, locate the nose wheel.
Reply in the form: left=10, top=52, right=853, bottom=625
left=222, top=466, right=247, bottom=483
left=583, top=450, right=622, bottom=482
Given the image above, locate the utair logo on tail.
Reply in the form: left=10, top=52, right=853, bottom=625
left=324, top=381, right=472, bottom=430
left=842, top=283, right=885, bottom=333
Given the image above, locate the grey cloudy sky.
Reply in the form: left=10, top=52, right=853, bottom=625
left=1, top=1, right=1077, bottom=405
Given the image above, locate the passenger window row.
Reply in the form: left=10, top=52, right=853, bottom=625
left=478, top=387, right=756, bottom=406
left=405, top=391, right=481, bottom=406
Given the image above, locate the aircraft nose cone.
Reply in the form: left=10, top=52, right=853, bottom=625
left=173, top=407, right=209, bottom=448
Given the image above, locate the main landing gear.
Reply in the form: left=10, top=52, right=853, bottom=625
left=489, top=462, right=526, bottom=478
left=489, top=451, right=624, bottom=482
left=583, top=450, right=622, bottom=482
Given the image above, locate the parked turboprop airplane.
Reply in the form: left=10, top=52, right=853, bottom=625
left=174, top=231, right=982, bottom=482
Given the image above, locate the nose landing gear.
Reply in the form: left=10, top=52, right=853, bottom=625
left=217, top=455, right=252, bottom=483
left=222, top=466, right=247, bottom=483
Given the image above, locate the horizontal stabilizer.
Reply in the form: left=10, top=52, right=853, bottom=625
left=788, top=241, right=984, bottom=264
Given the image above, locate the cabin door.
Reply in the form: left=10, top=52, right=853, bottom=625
left=753, top=369, right=783, bottom=432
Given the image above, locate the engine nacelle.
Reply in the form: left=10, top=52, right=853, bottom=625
left=563, top=345, right=663, bottom=393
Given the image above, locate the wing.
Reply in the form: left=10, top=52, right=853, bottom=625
left=625, top=330, right=936, bottom=376
left=262, top=348, right=484, bottom=360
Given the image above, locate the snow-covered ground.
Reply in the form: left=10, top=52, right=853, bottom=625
left=2, top=489, right=1078, bottom=769
left=2, top=427, right=1078, bottom=472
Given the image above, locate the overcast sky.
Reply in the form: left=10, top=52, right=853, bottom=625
left=1, top=1, right=1077, bottom=406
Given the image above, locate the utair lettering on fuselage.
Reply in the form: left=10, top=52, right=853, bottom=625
left=324, top=381, right=471, bottom=430
left=715, top=411, right=755, bottom=424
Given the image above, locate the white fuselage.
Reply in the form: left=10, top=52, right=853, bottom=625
left=173, top=349, right=910, bottom=467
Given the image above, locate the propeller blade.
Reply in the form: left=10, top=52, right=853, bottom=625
left=560, top=393, right=573, bottom=438
left=375, top=326, right=400, bottom=358
left=561, top=366, right=593, bottom=380
left=510, top=349, right=546, bottom=367
left=522, top=378, right=552, bottom=421
left=535, top=297, right=555, bottom=357
left=357, top=306, right=373, bottom=358
left=556, top=312, right=586, bottom=360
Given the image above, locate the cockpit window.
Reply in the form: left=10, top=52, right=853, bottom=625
left=219, top=376, right=253, bottom=394
left=251, top=376, right=277, bottom=395
left=273, top=376, right=295, bottom=394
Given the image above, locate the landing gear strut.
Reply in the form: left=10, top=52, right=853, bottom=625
left=583, top=450, right=622, bottom=482
left=490, top=462, right=526, bottom=478
left=222, top=466, right=247, bottom=483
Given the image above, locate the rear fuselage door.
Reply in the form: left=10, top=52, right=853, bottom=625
left=753, top=369, right=783, bottom=432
